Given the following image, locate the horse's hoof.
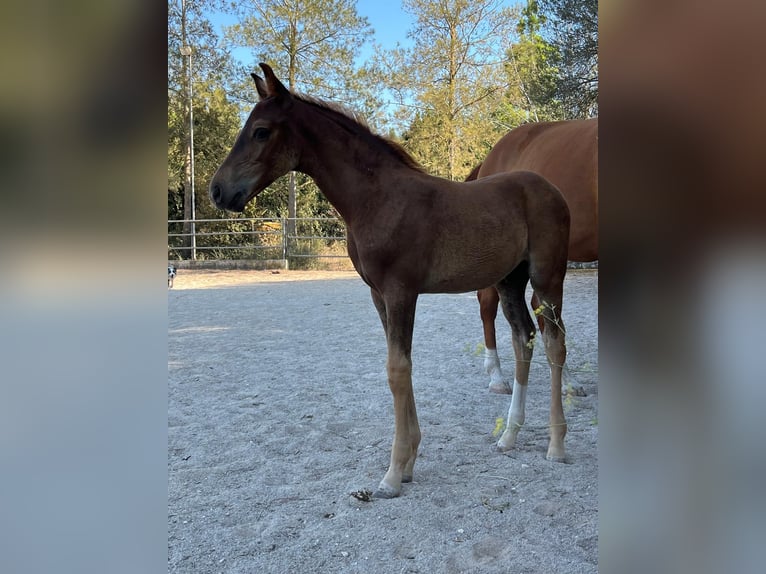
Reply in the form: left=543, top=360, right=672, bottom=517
left=496, top=440, right=513, bottom=452
left=372, top=483, right=401, bottom=499
left=489, top=381, right=512, bottom=394
left=546, top=453, right=567, bottom=463
left=402, top=474, right=413, bottom=483
left=496, top=428, right=518, bottom=452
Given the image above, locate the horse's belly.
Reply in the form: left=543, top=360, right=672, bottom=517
left=419, top=213, right=528, bottom=293
left=421, top=251, right=522, bottom=294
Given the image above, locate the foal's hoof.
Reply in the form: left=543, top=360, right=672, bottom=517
left=488, top=381, right=512, bottom=394
left=372, top=483, right=401, bottom=499
left=496, top=429, right=518, bottom=452
left=496, top=438, right=513, bottom=452
left=546, top=453, right=568, bottom=463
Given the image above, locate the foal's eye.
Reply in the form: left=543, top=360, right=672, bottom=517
left=253, top=127, right=270, bottom=141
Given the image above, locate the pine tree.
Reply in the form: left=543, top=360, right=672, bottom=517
left=538, top=0, right=598, bottom=117
left=504, top=0, right=564, bottom=122
left=224, top=0, right=373, bottom=235
left=383, top=0, right=516, bottom=180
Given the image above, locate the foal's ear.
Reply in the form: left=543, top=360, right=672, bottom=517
left=251, top=72, right=269, bottom=100
left=259, top=62, right=291, bottom=102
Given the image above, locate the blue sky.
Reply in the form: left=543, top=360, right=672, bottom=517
left=356, top=0, right=415, bottom=51
left=209, top=1, right=516, bottom=77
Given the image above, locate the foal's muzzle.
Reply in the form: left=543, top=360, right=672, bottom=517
left=209, top=181, right=249, bottom=213
left=210, top=182, right=223, bottom=207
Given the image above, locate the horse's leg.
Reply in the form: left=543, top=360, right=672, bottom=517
left=477, top=287, right=510, bottom=394
left=495, top=264, right=536, bottom=452
left=529, top=270, right=568, bottom=462
left=371, top=287, right=387, bottom=332
left=531, top=282, right=585, bottom=397
left=373, top=290, right=420, bottom=498
left=372, top=287, right=417, bottom=481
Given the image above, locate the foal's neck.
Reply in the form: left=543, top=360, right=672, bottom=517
left=293, top=100, right=416, bottom=224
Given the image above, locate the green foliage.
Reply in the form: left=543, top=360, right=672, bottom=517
left=384, top=0, right=597, bottom=160
left=223, top=0, right=375, bottom=230
left=505, top=0, right=565, bottom=121
left=167, top=80, right=245, bottom=212
left=401, top=109, right=450, bottom=177
left=167, top=0, right=598, bottom=262
left=538, top=0, right=598, bottom=117
left=224, top=0, right=374, bottom=108
left=499, top=0, right=597, bottom=124
left=168, top=0, right=246, bottom=258
left=168, top=1, right=237, bottom=99
left=383, top=0, right=516, bottom=180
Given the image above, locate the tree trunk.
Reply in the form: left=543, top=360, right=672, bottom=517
left=448, top=21, right=458, bottom=180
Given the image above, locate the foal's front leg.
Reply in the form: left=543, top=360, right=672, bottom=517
left=373, top=291, right=420, bottom=499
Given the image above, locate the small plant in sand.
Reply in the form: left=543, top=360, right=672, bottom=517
left=492, top=416, right=505, bottom=437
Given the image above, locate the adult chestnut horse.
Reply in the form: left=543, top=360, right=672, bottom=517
left=467, top=118, right=598, bottom=394
left=209, top=64, right=571, bottom=498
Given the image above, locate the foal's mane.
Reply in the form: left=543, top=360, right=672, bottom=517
left=295, top=93, right=425, bottom=172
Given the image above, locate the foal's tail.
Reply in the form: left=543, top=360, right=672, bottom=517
left=465, top=163, right=482, bottom=182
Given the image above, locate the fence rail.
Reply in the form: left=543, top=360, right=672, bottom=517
left=168, top=217, right=597, bottom=271
left=168, top=217, right=349, bottom=269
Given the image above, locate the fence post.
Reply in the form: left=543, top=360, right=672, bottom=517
left=281, top=217, right=288, bottom=266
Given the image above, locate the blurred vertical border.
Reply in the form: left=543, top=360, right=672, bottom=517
left=0, top=1, right=168, bottom=573
left=600, top=0, right=765, bottom=573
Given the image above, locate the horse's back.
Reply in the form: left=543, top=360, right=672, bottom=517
left=480, top=118, right=597, bottom=182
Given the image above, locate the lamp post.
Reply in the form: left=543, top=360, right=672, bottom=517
left=180, top=44, right=196, bottom=260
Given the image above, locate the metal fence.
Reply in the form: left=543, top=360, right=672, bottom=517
left=168, top=216, right=597, bottom=270
left=168, top=217, right=349, bottom=267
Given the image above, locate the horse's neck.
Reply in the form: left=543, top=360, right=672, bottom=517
left=294, top=105, right=408, bottom=224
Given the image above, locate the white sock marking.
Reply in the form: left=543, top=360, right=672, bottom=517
left=508, top=379, right=527, bottom=428
left=484, top=348, right=504, bottom=384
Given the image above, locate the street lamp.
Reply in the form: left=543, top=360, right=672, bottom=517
left=180, top=44, right=196, bottom=260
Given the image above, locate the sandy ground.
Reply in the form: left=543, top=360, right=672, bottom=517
left=168, top=269, right=598, bottom=573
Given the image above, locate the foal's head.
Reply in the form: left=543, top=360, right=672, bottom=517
left=210, top=63, right=297, bottom=212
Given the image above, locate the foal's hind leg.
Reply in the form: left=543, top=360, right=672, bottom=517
left=495, top=264, right=536, bottom=452
left=529, top=269, right=568, bottom=462
left=477, top=287, right=510, bottom=394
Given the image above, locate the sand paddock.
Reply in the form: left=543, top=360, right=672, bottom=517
left=169, top=269, right=598, bottom=573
